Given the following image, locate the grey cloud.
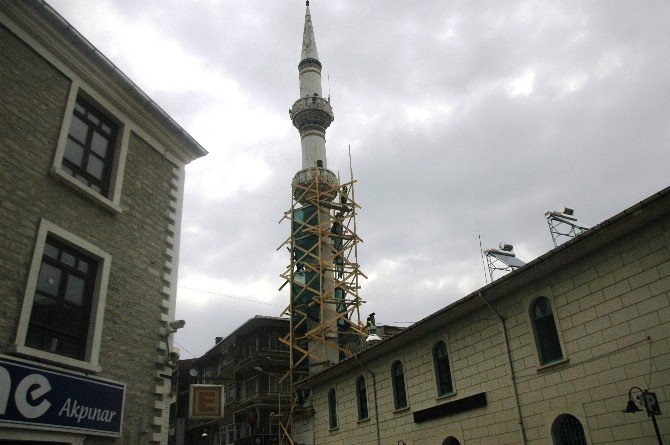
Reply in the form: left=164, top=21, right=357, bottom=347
left=48, top=0, right=670, bottom=356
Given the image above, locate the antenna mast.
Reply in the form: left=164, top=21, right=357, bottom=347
left=476, top=223, right=488, bottom=285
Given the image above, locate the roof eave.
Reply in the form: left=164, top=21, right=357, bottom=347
left=298, top=186, right=670, bottom=388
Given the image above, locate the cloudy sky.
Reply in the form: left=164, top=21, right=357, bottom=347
left=48, top=0, right=670, bottom=358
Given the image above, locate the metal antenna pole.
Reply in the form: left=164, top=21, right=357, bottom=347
left=476, top=223, right=488, bottom=285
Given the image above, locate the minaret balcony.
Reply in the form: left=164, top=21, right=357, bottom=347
left=292, top=167, right=339, bottom=204
left=290, top=96, right=334, bottom=132
left=299, top=57, right=322, bottom=71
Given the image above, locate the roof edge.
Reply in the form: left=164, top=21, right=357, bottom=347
left=298, top=186, right=670, bottom=388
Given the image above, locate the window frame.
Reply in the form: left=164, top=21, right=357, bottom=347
left=52, top=84, right=130, bottom=214
left=244, top=376, right=258, bottom=400
left=530, top=296, right=565, bottom=366
left=13, top=219, right=111, bottom=373
left=25, top=235, right=97, bottom=360
left=391, top=360, right=408, bottom=410
left=327, top=387, right=338, bottom=430
left=433, top=340, right=454, bottom=397
left=61, top=96, right=118, bottom=196
left=356, top=375, right=369, bottom=421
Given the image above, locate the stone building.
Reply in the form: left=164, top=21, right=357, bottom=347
left=0, top=1, right=206, bottom=443
left=296, top=187, right=670, bottom=444
left=170, top=316, right=291, bottom=445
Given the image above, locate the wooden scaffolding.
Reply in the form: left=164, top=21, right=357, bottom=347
left=276, top=158, right=366, bottom=444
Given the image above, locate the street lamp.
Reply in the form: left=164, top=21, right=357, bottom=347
left=622, top=386, right=664, bottom=444
left=255, top=366, right=286, bottom=444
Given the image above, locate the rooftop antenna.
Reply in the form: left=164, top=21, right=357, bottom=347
left=545, top=206, right=588, bottom=247
left=484, top=243, right=525, bottom=282
left=327, top=74, right=331, bottom=103
left=475, top=222, right=488, bottom=285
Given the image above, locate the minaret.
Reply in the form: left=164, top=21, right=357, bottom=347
left=288, top=1, right=340, bottom=368
left=279, top=5, right=366, bottom=440
left=291, top=0, right=334, bottom=171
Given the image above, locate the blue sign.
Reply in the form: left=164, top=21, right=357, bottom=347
left=0, top=357, right=125, bottom=436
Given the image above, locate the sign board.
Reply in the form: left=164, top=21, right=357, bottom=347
left=189, top=384, right=224, bottom=419
left=644, top=391, right=662, bottom=415
left=0, top=357, right=125, bottom=436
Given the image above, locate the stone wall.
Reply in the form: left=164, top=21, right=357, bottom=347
left=0, top=22, right=180, bottom=444
left=310, top=214, right=670, bottom=444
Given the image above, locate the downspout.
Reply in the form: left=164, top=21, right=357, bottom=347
left=354, top=354, right=381, bottom=445
left=478, top=291, right=527, bottom=445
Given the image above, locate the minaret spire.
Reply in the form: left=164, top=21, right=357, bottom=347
left=301, top=1, right=319, bottom=62
left=290, top=1, right=334, bottom=169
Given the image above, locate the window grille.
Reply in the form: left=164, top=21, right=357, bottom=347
left=551, top=414, right=587, bottom=445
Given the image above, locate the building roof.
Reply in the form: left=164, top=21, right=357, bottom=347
left=0, top=0, right=207, bottom=163
left=197, top=315, right=289, bottom=364
left=298, top=186, right=670, bottom=388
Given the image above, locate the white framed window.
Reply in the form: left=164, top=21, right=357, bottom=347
left=51, top=83, right=130, bottom=213
left=13, top=219, right=111, bottom=373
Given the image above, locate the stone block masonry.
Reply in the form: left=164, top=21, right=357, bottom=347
left=0, top=17, right=194, bottom=444
left=301, top=195, right=670, bottom=444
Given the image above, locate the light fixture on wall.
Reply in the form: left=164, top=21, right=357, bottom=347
left=165, top=319, right=186, bottom=367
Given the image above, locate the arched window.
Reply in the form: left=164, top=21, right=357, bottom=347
left=328, top=388, right=337, bottom=429
left=391, top=361, right=407, bottom=409
left=551, top=414, right=587, bottom=445
left=531, top=297, right=563, bottom=364
left=356, top=376, right=369, bottom=420
left=442, top=437, right=461, bottom=445
left=433, top=341, right=453, bottom=396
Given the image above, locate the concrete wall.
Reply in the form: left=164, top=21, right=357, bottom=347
left=309, top=214, right=670, bottom=444
left=0, top=20, right=183, bottom=444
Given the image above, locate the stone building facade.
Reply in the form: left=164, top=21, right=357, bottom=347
left=171, top=316, right=291, bottom=445
left=297, top=187, right=670, bottom=444
left=0, top=1, right=206, bottom=443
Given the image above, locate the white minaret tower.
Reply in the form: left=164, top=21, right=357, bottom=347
left=280, top=5, right=366, bottom=440
left=288, top=1, right=340, bottom=369
left=290, top=0, right=334, bottom=171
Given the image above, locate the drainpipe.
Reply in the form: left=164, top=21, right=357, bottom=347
left=478, top=291, right=527, bottom=445
left=354, top=354, right=381, bottom=445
